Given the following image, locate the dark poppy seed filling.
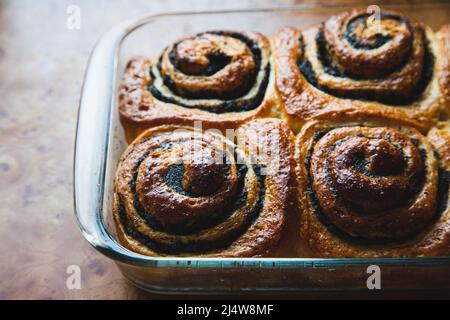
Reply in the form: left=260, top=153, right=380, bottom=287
left=297, top=37, right=318, bottom=87
left=130, top=151, right=245, bottom=235
left=344, top=13, right=404, bottom=50
left=322, top=136, right=424, bottom=214
left=119, top=164, right=265, bottom=254
left=304, top=126, right=444, bottom=245
left=116, top=127, right=268, bottom=255
left=169, top=49, right=231, bottom=77
left=147, top=31, right=271, bottom=113
left=316, top=23, right=414, bottom=80
left=297, top=12, right=435, bottom=105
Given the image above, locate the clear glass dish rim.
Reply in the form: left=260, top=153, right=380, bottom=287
left=74, top=0, right=450, bottom=269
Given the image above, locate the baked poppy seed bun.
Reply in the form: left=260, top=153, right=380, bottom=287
left=113, top=118, right=294, bottom=257
left=295, top=118, right=450, bottom=258
left=272, top=10, right=450, bottom=132
left=119, top=30, right=276, bottom=142
left=437, top=24, right=450, bottom=117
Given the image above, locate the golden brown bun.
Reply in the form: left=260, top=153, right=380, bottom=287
left=437, top=24, right=450, bottom=117
left=296, top=117, right=450, bottom=257
left=113, top=118, right=295, bottom=257
left=115, top=12, right=450, bottom=258
left=272, top=10, right=450, bottom=133
left=119, top=30, right=277, bottom=143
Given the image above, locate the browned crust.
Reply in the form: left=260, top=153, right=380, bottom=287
left=114, top=15, right=450, bottom=259
left=113, top=119, right=295, bottom=257
left=119, top=31, right=277, bottom=143
left=272, top=15, right=445, bottom=134
left=437, top=24, right=450, bottom=116
left=428, top=122, right=450, bottom=165
left=296, top=118, right=450, bottom=258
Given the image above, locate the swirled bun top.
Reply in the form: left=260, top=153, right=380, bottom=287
left=299, top=10, right=434, bottom=104
left=272, top=9, right=449, bottom=132
left=296, top=118, right=450, bottom=257
left=119, top=30, right=275, bottom=142
left=113, top=119, right=294, bottom=257
left=116, top=13, right=450, bottom=258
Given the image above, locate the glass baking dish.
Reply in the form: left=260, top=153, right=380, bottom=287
left=74, top=1, right=450, bottom=294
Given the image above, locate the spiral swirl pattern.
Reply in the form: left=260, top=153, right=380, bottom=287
left=119, top=30, right=273, bottom=142
left=149, top=31, right=270, bottom=112
left=297, top=120, right=450, bottom=257
left=113, top=120, right=292, bottom=256
left=272, top=10, right=448, bottom=132
left=299, top=10, right=433, bottom=105
left=309, top=126, right=435, bottom=240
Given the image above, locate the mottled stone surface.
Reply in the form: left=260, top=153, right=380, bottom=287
left=0, top=0, right=449, bottom=299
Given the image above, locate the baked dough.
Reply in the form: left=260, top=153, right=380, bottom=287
left=113, top=119, right=295, bottom=257
left=295, top=118, right=450, bottom=257
left=119, top=30, right=277, bottom=142
left=115, top=11, right=450, bottom=258
left=272, top=10, right=450, bottom=132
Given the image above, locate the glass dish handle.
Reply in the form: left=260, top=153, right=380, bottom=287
left=73, top=18, right=153, bottom=265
